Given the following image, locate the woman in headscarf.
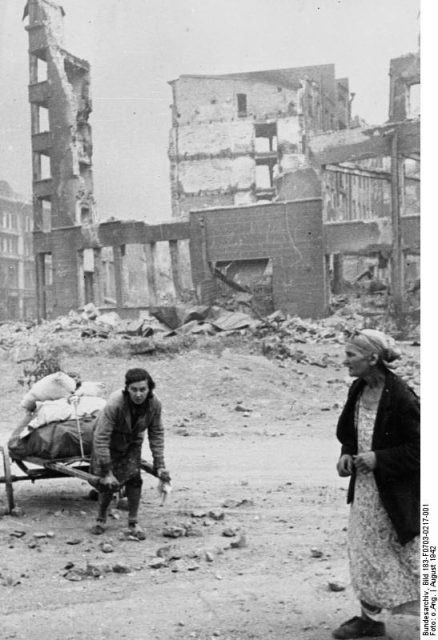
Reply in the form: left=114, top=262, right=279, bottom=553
left=332, top=329, right=420, bottom=639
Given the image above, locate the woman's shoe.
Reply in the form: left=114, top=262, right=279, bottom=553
left=332, top=616, right=386, bottom=639
left=90, top=521, right=106, bottom=535
left=127, top=523, right=146, bottom=540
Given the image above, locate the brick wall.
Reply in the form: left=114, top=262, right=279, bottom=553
left=189, top=199, right=327, bottom=318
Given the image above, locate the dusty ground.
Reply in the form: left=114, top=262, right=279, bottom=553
left=0, top=339, right=420, bottom=640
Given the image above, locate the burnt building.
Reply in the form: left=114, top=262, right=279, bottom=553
left=301, top=50, right=420, bottom=297
left=168, top=65, right=351, bottom=217
left=0, top=181, right=35, bottom=320
left=25, top=0, right=96, bottom=318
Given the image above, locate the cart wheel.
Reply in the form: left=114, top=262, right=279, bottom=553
left=1, top=448, right=15, bottom=514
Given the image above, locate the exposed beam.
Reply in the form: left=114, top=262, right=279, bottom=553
left=309, top=120, right=420, bottom=166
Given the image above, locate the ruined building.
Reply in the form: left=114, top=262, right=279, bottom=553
left=302, top=51, right=420, bottom=305
left=26, top=0, right=196, bottom=319
left=0, top=181, right=35, bottom=320
left=172, top=52, right=420, bottom=317
left=168, top=66, right=351, bottom=217
left=25, top=1, right=419, bottom=321
left=25, top=0, right=95, bottom=318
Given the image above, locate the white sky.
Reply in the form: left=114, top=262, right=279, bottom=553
left=0, top=0, right=420, bottom=222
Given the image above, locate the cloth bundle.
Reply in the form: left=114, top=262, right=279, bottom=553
left=9, top=417, right=95, bottom=461
left=10, top=373, right=107, bottom=461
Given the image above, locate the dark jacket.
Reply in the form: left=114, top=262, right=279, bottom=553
left=93, top=389, right=165, bottom=473
left=336, top=369, right=420, bottom=545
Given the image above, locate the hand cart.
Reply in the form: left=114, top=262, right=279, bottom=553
left=0, top=445, right=159, bottom=514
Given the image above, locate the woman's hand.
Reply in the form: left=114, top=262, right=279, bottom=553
left=353, top=451, right=376, bottom=474
left=99, top=471, right=119, bottom=489
left=337, top=454, right=354, bottom=477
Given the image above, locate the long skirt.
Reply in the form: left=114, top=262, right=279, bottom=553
left=348, top=401, right=419, bottom=611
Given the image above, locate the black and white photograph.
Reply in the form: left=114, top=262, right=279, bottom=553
left=0, top=1, right=426, bottom=638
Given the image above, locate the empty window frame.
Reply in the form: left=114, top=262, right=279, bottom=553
left=407, top=83, right=420, bottom=118
left=255, top=164, right=273, bottom=189
left=38, top=105, right=49, bottom=132
left=237, top=93, right=247, bottom=117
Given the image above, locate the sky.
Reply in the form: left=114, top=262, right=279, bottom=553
left=0, top=0, right=420, bottom=223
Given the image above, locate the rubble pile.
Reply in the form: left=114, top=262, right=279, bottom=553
left=0, top=304, right=259, bottom=359
left=0, top=301, right=420, bottom=374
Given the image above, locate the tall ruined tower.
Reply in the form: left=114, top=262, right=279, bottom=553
left=25, top=0, right=95, bottom=318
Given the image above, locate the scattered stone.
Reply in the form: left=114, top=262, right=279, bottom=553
left=222, top=528, right=237, bottom=537
left=171, top=560, right=186, bottom=573
left=185, top=525, right=203, bottom=538
left=222, top=499, right=238, bottom=509
left=149, top=557, right=168, bottom=569
left=64, top=562, right=74, bottom=570
left=310, top=548, right=323, bottom=558
left=66, top=538, right=82, bottom=545
left=46, top=531, right=55, bottom=538
left=191, top=509, right=207, bottom=518
left=208, top=510, right=225, bottom=521
left=9, top=530, right=26, bottom=538
left=222, top=498, right=254, bottom=509
left=100, top=542, right=114, bottom=553
left=328, top=581, right=346, bottom=592
left=205, top=551, right=214, bottom=562
left=33, top=532, right=47, bottom=539
left=86, top=562, right=107, bottom=578
left=235, top=404, right=251, bottom=412
left=187, top=563, right=200, bottom=571
left=230, top=534, right=247, bottom=549
left=162, top=527, right=186, bottom=538
left=27, top=542, right=38, bottom=549
left=64, top=569, right=85, bottom=582
left=112, top=563, right=131, bottom=574
left=10, top=507, right=24, bottom=517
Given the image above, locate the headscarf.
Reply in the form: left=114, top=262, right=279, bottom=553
left=346, top=329, right=401, bottom=367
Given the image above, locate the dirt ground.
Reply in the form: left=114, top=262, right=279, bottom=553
left=0, top=339, right=421, bottom=640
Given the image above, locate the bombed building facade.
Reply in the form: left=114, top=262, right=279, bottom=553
left=26, top=0, right=96, bottom=318
left=0, top=181, right=35, bottom=321
left=23, top=0, right=419, bottom=322
left=168, top=66, right=351, bottom=218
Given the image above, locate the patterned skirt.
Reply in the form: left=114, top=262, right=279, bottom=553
left=348, top=400, right=419, bottom=610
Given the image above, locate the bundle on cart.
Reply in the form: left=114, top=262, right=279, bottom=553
left=8, top=372, right=106, bottom=461
left=8, top=416, right=96, bottom=461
